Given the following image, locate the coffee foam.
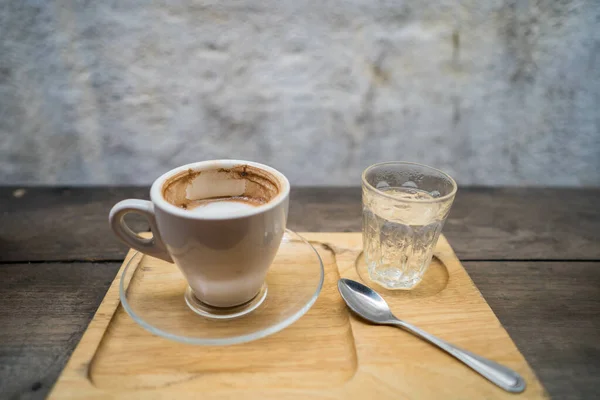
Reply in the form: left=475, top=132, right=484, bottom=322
left=186, top=200, right=258, bottom=218
left=162, top=164, right=280, bottom=215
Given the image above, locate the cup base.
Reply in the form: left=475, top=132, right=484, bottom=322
left=184, top=284, right=268, bottom=320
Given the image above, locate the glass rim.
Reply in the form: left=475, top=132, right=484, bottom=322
left=361, top=161, right=457, bottom=203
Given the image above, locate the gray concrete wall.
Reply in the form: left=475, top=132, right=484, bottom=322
left=1, top=0, right=599, bottom=186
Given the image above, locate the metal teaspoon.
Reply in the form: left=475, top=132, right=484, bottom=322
left=337, top=278, right=526, bottom=393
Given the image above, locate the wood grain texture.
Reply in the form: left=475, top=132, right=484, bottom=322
left=463, top=261, right=600, bottom=400
left=0, top=187, right=150, bottom=263
left=0, top=262, right=120, bottom=400
left=1, top=187, right=598, bottom=262
left=89, top=238, right=356, bottom=390
left=1, top=187, right=599, bottom=399
left=49, top=234, right=547, bottom=399
left=2, top=261, right=598, bottom=399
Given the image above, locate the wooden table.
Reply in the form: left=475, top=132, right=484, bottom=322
left=1, top=187, right=598, bottom=399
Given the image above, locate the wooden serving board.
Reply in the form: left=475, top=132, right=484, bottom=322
left=50, top=233, right=547, bottom=399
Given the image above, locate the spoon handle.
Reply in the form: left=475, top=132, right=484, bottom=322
left=391, top=319, right=526, bottom=393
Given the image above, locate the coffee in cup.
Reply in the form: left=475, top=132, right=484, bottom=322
left=161, top=164, right=280, bottom=217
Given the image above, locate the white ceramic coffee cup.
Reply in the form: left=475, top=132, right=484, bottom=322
left=109, top=160, right=290, bottom=308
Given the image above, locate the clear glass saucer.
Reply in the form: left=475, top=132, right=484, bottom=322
left=119, top=230, right=324, bottom=345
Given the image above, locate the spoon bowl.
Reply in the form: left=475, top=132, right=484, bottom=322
left=337, top=278, right=395, bottom=324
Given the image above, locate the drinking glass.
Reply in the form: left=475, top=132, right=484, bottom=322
left=362, top=162, right=457, bottom=289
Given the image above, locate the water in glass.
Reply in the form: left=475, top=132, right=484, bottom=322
left=363, top=185, right=447, bottom=290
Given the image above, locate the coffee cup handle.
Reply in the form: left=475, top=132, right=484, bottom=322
left=109, top=199, right=173, bottom=263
